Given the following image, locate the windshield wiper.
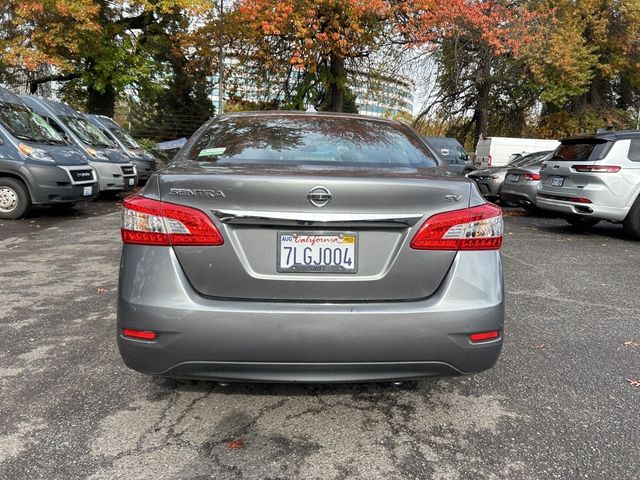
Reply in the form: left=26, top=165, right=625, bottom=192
left=14, top=133, right=40, bottom=142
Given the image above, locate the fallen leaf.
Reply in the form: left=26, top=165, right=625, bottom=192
left=623, top=341, right=639, bottom=348
left=627, top=379, right=640, bottom=387
left=227, top=437, right=245, bottom=449
left=531, top=344, right=545, bottom=349
left=96, top=288, right=107, bottom=294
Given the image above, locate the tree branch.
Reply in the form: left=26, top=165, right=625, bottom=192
left=29, top=71, right=82, bottom=93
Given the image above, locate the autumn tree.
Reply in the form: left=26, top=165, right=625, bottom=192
left=237, top=0, right=393, bottom=112
left=1, top=0, right=212, bottom=116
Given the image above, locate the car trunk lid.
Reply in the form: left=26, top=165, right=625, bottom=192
left=159, top=163, right=472, bottom=301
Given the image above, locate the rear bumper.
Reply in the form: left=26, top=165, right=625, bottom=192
left=117, top=247, right=504, bottom=383
left=470, top=178, right=501, bottom=199
left=501, top=184, right=538, bottom=206
left=536, top=195, right=629, bottom=221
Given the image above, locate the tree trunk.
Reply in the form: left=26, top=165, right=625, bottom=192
left=87, top=85, right=116, bottom=117
left=329, top=53, right=345, bottom=112
left=473, top=50, right=492, bottom=145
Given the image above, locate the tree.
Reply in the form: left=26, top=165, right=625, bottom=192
left=1, top=0, right=212, bottom=116
left=236, top=0, right=392, bottom=112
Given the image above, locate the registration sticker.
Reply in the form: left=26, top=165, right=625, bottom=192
left=83, top=186, right=92, bottom=196
left=198, top=147, right=227, bottom=157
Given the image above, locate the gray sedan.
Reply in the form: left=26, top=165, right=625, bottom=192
left=469, top=151, right=552, bottom=202
left=117, top=112, right=504, bottom=383
left=500, top=154, right=551, bottom=209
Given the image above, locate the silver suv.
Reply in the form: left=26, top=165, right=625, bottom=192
left=537, top=131, right=640, bottom=238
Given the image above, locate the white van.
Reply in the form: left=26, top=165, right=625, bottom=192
left=474, top=137, right=559, bottom=168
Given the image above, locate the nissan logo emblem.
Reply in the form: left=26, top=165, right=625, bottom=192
left=307, top=186, right=332, bottom=208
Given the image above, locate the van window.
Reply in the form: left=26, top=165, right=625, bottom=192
left=628, top=139, right=640, bottom=162
left=0, top=102, right=66, bottom=144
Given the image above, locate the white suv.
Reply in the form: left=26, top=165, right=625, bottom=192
left=537, top=131, right=640, bottom=238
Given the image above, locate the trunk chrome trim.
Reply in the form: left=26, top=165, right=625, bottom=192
left=212, top=209, right=423, bottom=227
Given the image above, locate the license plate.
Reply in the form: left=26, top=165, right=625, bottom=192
left=277, top=232, right=358, bottom=273
left=551, top=176, right=564, bottom=187
left=83, top=186, right=92, bottom=196
left=507, top=174, right=520, bottom=182
left=128, top=178, right=135, bottom=186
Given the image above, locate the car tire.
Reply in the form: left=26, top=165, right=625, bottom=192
left=0, top=177, right=31, bottom=220
left=565, top=215, right=600, bottom=229
left=623, top=196, right=640, bottom=239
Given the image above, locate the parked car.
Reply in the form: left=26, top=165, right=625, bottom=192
left=84, top=114, right=158, bottom=183
left=500, top=153, right=552, bottom=210
left=423, top=136, right=475, bottom=175
left=0, top=87, right=97, bottom=219
left=19, top=96, right=137, bottom=197
left=474, top=136, right=559, bottom=168
left=117, top=112, right=504, bottom=383
left=469, top=150, right=553, bottom=202
left=537, top=131, right=640, bottom=238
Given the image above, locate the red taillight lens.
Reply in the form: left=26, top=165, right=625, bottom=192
left=524, top=173, right=541, bottom=181
left=468, top=330, right=501, bottom=342
left=487, top=154, right=492, bottom=166
left=122, top=328, right=157, bottom=340
left=122, top=195, right=224, bottom=246
left=570, top=197, right=592, bottom=204
left=572, top=165, right=621, bottom=173
left=410, top=203, right=503, bottom=251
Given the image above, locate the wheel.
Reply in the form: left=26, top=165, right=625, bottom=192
left=0, top=177, right=31, bottom=219
left=565, top=215, right=600, bottom=229
left=623, top=196, right=640, bottom=239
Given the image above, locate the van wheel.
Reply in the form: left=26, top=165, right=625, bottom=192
left=623, top=197, right=640, bottom=239
left=565, top=215, right=600, bottom=229
left=0, top=178, right=31, bottom=219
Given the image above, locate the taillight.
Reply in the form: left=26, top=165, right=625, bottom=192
left=572, top=165, right=621, bottom=173
left=122, top=195, right=224, bottom=246
left=540, top=163, right=547, bottom=171
left=469, top=330, right=501, bottom=343
left=487, top=155, right=492, bottom=166
left=122, top=328, right=157, bottom=340
left=410, top=203, right=503, bottom=251
left=524, top=173, right=541, bottom=181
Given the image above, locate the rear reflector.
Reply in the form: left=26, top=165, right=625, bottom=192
left=524, top=173, right=541, bottom=181
left=122, top=328, right=157, bottom=340
left=469, top=330, right=500, bottom=342
left=410, top=203, right=503, bottom=251
left=122, top=195, right=223, bottom=246
left=572, top=165, right=621, bottom=173
left=538, top=193, right=592, bottom=204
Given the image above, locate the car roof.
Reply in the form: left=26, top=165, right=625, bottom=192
left=561, top=130, right=640, bottom=142
left=18, top=95, right=81, bottom=118
left=217, top=110, right=404, bottom=126
left=0, top=87, right=25, bottom=106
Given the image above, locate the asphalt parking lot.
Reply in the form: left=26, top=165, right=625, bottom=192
left=1, top=202, right=639, bottom=480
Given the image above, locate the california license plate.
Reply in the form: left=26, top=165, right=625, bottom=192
left=551, top=176, right=564, bottom=187
left=507, top=174, right=520, bottom=182
left=277, top=232, right=358, bottom=273
left=83, top=186, right=92, bottom=196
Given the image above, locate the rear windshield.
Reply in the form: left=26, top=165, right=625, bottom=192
left=0, top=102, right=66, bottom=144
left=510, top=151, right=551, bottom=167
left=551, top=139, right=611, bottom=161
left=182, top=116, right=438, bottom=168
